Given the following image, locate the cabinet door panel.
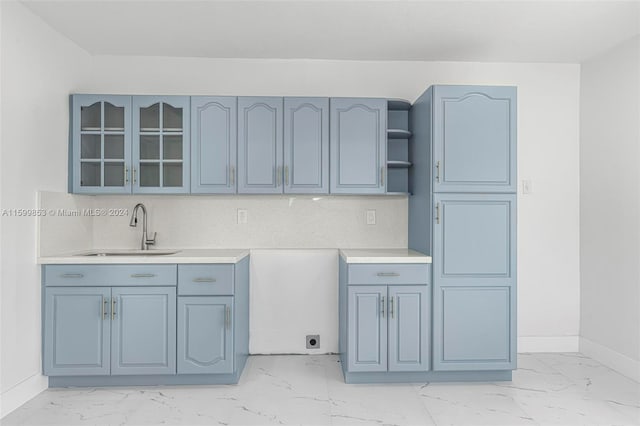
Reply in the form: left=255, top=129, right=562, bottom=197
left=237, top=97, right=283, bottom=194
left=191, top=97, right=237, bottom=194
left=284, top=97, right=329, bottom=194
left=111, top=287, right=176, bottom=375
left=433, top=286, right=515, bottom=371
left=44, top=287, right=111, bottom=376
left=177, top=296, right=233, bottom=374
left=388, top=286, right=429, bottom=372
left=433, top=86, right=516, bottom=193
left=330, top=98, right=386, bottom=194
left=347, top=286, right=387, bottom=372
left=434, top=194, right=516, bottom=285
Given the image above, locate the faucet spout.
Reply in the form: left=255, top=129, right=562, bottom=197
left=129, top=203, right=156, bottom=250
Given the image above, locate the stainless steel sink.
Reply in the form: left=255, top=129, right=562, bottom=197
left=77, top=249, right=180, bottom=257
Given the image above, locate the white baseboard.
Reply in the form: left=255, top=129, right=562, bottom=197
left=0, top=373, right=47, bottom=419
left=580, top=337, right=640, bottom=382
left=518, top=335, right=580, bottom=352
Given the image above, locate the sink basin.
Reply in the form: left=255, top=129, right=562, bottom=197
left=78, top=249, right=180, bottom=257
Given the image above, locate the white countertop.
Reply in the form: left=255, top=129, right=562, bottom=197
left=339, top=249, right=432, bottom=264
left=38, top=249, right=250, bottom=264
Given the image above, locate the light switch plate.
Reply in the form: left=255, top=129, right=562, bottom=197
left=522, top=180, right=533, bottom=194
left=237, top=209, right=248, bottom=224
left=366, top=210, right=376, bottom=225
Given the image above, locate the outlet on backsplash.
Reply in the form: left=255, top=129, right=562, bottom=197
left=366, top=210, right=376, bottom=225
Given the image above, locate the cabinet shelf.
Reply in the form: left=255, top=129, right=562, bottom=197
left=387, top=129, right=412, bottom=139
left=387, top=160, right=412, bottom=168
left=387, top=99, right=411, bottom=111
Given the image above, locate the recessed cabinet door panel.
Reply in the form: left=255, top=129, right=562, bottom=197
left=330, top=98, right=386, bottom=194
left=434, top=194, right=516, bottom=284
left=388, top=286, right=429, bottom=372
left=71, top=95, right=132, bottom=194
left=284, top=98, right=329, bottom=194
left=191, top=97, right=237, bottom=194
left=433, top=86, right=516, bottom=193
left=237, top=97, right=283, bottom=194
left=44, top=287, right=111, bottom=376
left=111, top=287, right=176, bottom=375
left=177, top=296, right=233, bottom=374
left=433, top=286, right=515, bottom=371
left=347, top=286, right=387, bottom=372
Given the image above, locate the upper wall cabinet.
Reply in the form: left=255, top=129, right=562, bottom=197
left=237, top=97, right=283, bottom=194
left=70, top=95, right=132, bottom=194
left=330, top=98, right=387, bottom=194
left=133, top=96, right=190, bottom=194
left=432, top=86, right=516, bottom=193
left=191, top=97, right=237, bottom=194
left=284, top=98, right=329, bottom=194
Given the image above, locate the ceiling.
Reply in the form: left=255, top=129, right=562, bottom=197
left=21, top=0, right=640, bottom=63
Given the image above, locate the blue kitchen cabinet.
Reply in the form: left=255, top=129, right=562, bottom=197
left=431, top=193, right=516, bottom=371
left=70, top=95, right=132, bottom=194
left=177, top=296, right=234, bottom=374
left=432, top=85, right=516, bottom=193
left=340, top=261, right=430, bottom=381
left=330, top=98, right=387, bottom=194
left=190, top=97, right=237, bottom=194
left=133, top=96, right=190, bottom=193
left=284, top=97, right=329, bottom=194
left=43, top=287, right=111, bottom=376
left=237, top=97, right=283, bottom=194
left=110, top=287, right=177, bottom=375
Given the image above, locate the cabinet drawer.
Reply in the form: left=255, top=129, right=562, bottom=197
left=348, top=264, right=430, bottom=285
left=44, top=265, right=177, bottom=286
left=178, top=264, right=234, bottom=295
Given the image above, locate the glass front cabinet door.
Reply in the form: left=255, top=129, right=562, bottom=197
left=71, top=95, right=132, bottom=194
left=70, top=95, right=190, bottom=194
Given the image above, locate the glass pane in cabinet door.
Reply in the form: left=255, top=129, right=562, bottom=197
left=104, top=135, right=124, bottom=159
left=81, top=102, right=101, bottom=130
left=140, top=135, right=160, bottom=159
left=163, top=135, right=182, bottom=160
left=81, top=134, right=101, bottom=159
left=163, top=163, right=182, bottom=187
left=104, top=162, right=125, bottom=187
left=163, top=104, right=182, bottom=131
left=139, top=163, right=160, bottom=187
left=104, top=102, right=125, bottom=130
left=80, top=162, right=101, bottom=186
left=140, top=103, right=160, bottom=131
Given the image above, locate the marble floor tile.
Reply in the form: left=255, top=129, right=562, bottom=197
left=2, top=353, right=638, bottom=426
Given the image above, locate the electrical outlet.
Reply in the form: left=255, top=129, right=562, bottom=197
left=522, top=180, right=533, bottom=194
left=306, top=335, right=320, bottom=349
left=366, top=209, right=376, bottom=225
left=237, top=209, right=248, bottom=224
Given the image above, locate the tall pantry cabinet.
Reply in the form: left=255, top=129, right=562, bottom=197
left=409, top=85, right=517, bottom=372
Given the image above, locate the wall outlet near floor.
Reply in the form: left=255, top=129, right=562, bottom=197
left=306, top=335, right=320, bottom=349
left=366, top=209, right=376, bottom=225
left=237, top=209, right=248, bottom=224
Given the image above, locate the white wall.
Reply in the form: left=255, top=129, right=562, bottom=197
left=81, top=56, right=582, bottom=351
left=580, top=36, right=640, bottom=381
left=0, top=1, right=90, bottom=417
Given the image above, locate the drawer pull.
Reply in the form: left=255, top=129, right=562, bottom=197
left=193, top=277, right=216, bottom=283
left=376, top=272, right=399, bottom=277
left=130, top=273, right=156, bottom=278
left=61, top=273, right=84, bottom=278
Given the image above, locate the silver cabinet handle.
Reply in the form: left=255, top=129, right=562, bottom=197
left=284, top=165, right=289, bottom=186
left=124, top=167, right=129, bottom=184
left=435, top=202, right=440, bottom=224
left=230, top=166, right=235, bottom=186
left=101, top=297, right=109, bottom=319
left=225, top=306, right=231, bottom=330
left=61, top=273, right=84, bottom=278
left=276, top=166, right=282, bottom=186
left=435, top=160, right=440, bottom=183
left=390, top=297, right=395, bottom=319
left=130, top=273, right=155, bottom=278
left=132, top=167, right=137, bottom=184
left=193, top=277, right=216, bottom=283
left=376, top=272, right=399, bottom=277
left=381, top=296, right=385, bottom=318
left=111, top=298, right=117, bottom=320
left=380, top=167, right=385, bottom=186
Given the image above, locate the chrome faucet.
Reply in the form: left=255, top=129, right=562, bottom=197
left=129, top=203, right=157, bottom=250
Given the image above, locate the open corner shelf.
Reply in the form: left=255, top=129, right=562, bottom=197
left=387, top=160, right=412, bottom=169
left=387, top=99, right=411, bottom=111
left=387, top=129, right=412, bottom=139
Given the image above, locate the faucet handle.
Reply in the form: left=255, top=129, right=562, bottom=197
left=146, top=232, right=157, bottom=246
